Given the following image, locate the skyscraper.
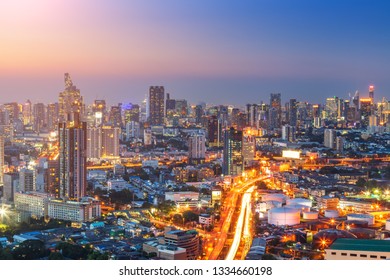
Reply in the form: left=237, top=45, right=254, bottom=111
left=47, top=103, right=59, bottom=131
left=188, top=132, right=206, bottom=165
left=148, top=86, right=165, bottom=125
left=360, top=98, right=373, bottom=127
left=58, top=73, right=84, bottom=122
left=369, top=85, right=375, bottom=102
left=269, top=93, right=281, bottom=130
left=288, top=99, right=297, bottom=127
left=324, top=129, right=336, bottom=149
left=223, top=127, right=243, bottom=176
left=33, top=103, right=45, bottom=133
left=19, top=168, right=36, bottom=192
left=59, top=113, right=87, bottom=200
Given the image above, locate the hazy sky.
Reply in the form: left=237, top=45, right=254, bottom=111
left=1, top=0, right=389, bottom=106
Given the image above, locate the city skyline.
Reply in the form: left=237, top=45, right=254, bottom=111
left=1, top=0, right=390, bottom=105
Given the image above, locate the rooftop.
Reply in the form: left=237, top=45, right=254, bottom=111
left=329, top=238, right=390, bottom=253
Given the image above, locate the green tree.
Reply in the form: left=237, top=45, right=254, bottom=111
left=12, top=240, right=49, bottom=260
left=182, top=210, right=199, bottom=223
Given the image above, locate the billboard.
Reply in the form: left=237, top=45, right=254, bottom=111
left=282, top=150, right=301, bottom=159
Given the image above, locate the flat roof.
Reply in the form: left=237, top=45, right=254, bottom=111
left=329, top=238, right=390, bottom=253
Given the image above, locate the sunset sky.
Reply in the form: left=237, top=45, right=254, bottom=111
left=1, top=0, right=389, bottom=105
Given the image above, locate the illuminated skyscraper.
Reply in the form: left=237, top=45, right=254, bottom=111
left=269, top=93, right=281, bottom=130
left=22, top=99, right=32, bottom=126
left=360, top=98, right=373, bottom=127
left=47, top=103, right=59, bottom=131
left=369, top=85, right=375, bottom=102
left=148, top=86, right=165, bottom=125
left=188, top=132, right=206, bottom=165
left=223, top=127, right=243, bottom=176
left=59, top=113, right=87, bottom=200
left=33, top=103, right=45, bottom=133
left=58, top=73, right=84, bottom=122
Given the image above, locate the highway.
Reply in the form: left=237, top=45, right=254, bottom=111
left=225, top=186, right=254, bottom=260
left=207, top=176, right=267, bottom=260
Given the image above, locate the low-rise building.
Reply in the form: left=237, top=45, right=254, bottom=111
left=325, top=239, right=390, bottom=260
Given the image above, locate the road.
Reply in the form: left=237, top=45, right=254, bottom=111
left=207, top=176, right=268, bottom=260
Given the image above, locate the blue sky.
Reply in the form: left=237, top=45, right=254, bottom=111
left=0, top=0, right=389, bottom=105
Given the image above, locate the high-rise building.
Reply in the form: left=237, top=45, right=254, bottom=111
left=58, top=73, right=84, bottom=122
left=336, top=136, right=344, bottom=153
left=369, top=85, right=375, bottom=102
left=19, top=168, right=36, bottom=192
left=288, top=99, right=297, bottom=127
left=207, top=116, right=222, bottom=147
left=269, top=93, right=281, bottom=130
left=324, top=129, right=336, bottom=149
left=188, top=133, right=206, bottom=165
left=223, top=127, right=243, bottom=176
left=47, top=103, right=59, bottom=131
left=148, top=86, right=165, bottom=125
left=33, top=103, right=46, bottom=133
left=101, top=126, right=120, bottom=158
left=282, top=125, right=296, bottom=142
left=87, top=126, right=120, bottom=160
left=325, top=97, right=339, bottom=121
left=87, top=127, right=102, bottom=160
left=360, top=98, right=373, bottom=127
left=109, top=105, right=122, bottom=127
left=195, top=105, right=204, bottom=125
left=122, top=103, right=140, bottom=124
left=22, top=100, right=32, bottom=126
left=2, top=173, right=19, bottom=202
left=59, top=113, right=87, bottom=200
left=242, top=129, right=256, bottom=168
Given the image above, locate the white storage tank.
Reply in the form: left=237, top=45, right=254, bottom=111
left=303, top=211, right=319, bottom=220
left=286, top=198, right=312, bottom=208
left=324, top=210, right=339, bottom=218
left=262, top=194, right=287, bottom=203
left=268, top=207, right=300, bottom=226
left=386, top=219, right=390, bottom=231
left=347, top=214, right=375, bottom=226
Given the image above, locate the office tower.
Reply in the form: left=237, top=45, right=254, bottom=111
left=269, top=93, right=281, bottom=130
left=312, top=104, right=321, bottom=118
left=369, top=115, right=378, bottom=127
left=19, top=168, right=36, bottom=192
left=288, top=99, right=297, bottom=127
left=188, top=133, right=206, bottom=165
left=324, top=129, right=336, bottom=149
left=122, top=103, right=140, bottom=124
left=369, top=85, right=374, bottom=102
left=59, top=113, right=87, bottom=200
left=22, top=100, right=32, bottom=126
left=175, top=99, right=188, bottom=117
left=33, top=103, right=45, bottom=133
left=58, top=73, right=84, bottom=122
left=47, top=103, right=59, bottom=131
left=246, top=104, right=258, bottom=128
left=360, top=98, right=372, bottom=127
left=3, top=102, right=19, bottom=124
left=223, top=127, right=243, bottom=176
left=325, top=97, right=338, bottom=120
left=0, top=136, right=3, bottom=185
left=242, top=130, right=256, bottom=168
left=207, top=115, right=222, bottom=147
left=195, top=105, right=204, bottom=125
left=149, top=86, right=165, bottom=125
left=109, top=105, right=122, bottom=127
left=126, top=121, right=140, bottom=140
left=282, top=125, right=296, bottom=142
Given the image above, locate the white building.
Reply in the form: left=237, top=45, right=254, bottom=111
left=48, top=198, right=101, bottom=222
left=14, top=192, right=49, bottom=218
left=188, top=133, right=206, bottom=164
left=324, top=129, right=336, bottom=149
left=19, top=168, right=36, bottom=192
